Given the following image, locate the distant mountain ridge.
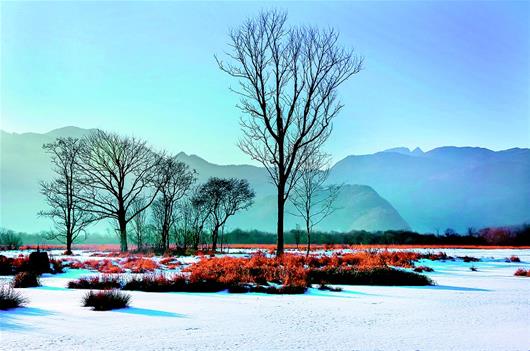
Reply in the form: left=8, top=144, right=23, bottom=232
left=0, top=127, right=409, bottom=233
left=330, top=146, right=530, bottom=232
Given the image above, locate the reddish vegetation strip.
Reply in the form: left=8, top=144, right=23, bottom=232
left=14, top=243, right=530, bottom=252
left=68, top=252, right=435, bottom=294
left=224, top=244, right=530, bottom=250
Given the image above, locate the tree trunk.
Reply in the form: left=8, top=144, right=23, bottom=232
left=211, top=226, right=219, bottom=254
left=276, top=183, right=285, bottom=256
left=305, top=222, right=311, bottom=257
left=65, top=230, right=73, bottom=255
left=161, top=223, right=169, bottom=251
left=119, top=219, right=128, bottom=252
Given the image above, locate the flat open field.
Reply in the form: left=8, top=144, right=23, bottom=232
left=1, top=248, right=529, bottom=351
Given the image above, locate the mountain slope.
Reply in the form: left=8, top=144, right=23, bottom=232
left=329, top=147, right=530, bottom=232
left=0, top=127, right=409, bottom=233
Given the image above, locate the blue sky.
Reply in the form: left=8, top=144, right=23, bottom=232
left=1, top=1, right=528, bottom=164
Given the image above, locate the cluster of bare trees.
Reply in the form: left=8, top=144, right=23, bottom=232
left=218, top=10, right=361, bottom=254
left=40, top=9, right=358, bottom=256
left=40, top=130, right=254, bottom=254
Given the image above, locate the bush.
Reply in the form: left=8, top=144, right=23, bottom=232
left=68, top=275, right=122, bottom=290
left=28, top=251, right=51, bottom=274
left=82, top=290, right=131, bottom=311
left=183, top=253, right=308, bottom=289
left=227, top=283, right=306, bottom=294
left=123, top=274, right=186, bottom=292
left=0, top=286, right=28, bottom=310
left=0, top=255, right=12, bottom=275
left=308, top=267, right=433, bottom=286
left=12, top=272, right=40, bottom=288
left=317, top=284, right=343, bottom=292
left=514, top=268, right=530, bottom=277
left=470, top=266, right=478, bottom=272
left=122, top=258, right=159, bottom=273
left=507, top=256, right=521, bottom=263
left=50, top=259, right=64, bottom=273
left=413, top=266, right=434, bottom=273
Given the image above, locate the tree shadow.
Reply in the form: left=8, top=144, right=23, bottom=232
left=115, top=307, right=186, bottom=317
left=307, top=287, right=382, bottom=298
left=404, top=285, right=490, bottom=292
left=0, top=307, right=55, bottom=331
left=34, top=286, right=68, bottom=291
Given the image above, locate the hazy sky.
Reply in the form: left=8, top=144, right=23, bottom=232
left=1, top=1, right=528, bottom=164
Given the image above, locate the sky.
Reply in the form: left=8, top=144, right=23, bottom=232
left=1, top=1, right=529, bottom=165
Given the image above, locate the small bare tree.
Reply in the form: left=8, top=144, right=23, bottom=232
left=193, top=178, right=255, bottom=253
left=75, top=130, right=162, bottom=252
left=292, top=224, right=302, bottom=250
left=152, top=156, right=195, bottom=250
left=190, top=187, right=212, bottom=251
left=130, top=198, right=148, bottom=251
left=217, top=10, right=362, bottom=254
left=290, top=152, right=340, bottom=256
left=174, top=199, right=194, bottom=252
left=39, top=138, right=94, bottom=254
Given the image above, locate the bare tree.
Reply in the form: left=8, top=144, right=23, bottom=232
left=39, top=138, right=94, bottom=254
left=292, top=224, right=302, bottom=250
left=130, top=198, right=148, bottom=251
left=152, top=156, right=195, bottom=250
left=75, top=130, right=162, bottom=252
left=190, top=187, right=212, bottom=251
left=289, top=152, right=340, bottom=256
left=194, top=178, right=255, bottom=253
left=174, top=199, right=194, bottom=252
left=217, top=10, right=362, bottom=254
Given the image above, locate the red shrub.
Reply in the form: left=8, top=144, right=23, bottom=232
left=183, top=253, right=308, bottom=290
left=514, top=268, right=530, bottom=277
left=122, top=258, right=159, bottom=273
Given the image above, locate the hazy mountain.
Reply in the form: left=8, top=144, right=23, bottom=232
left=329, top=147, right=530, bottom=232
left=0, top=127, right=409, bottom=233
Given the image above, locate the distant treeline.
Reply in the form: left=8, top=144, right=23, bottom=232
left=224, top=225, right=530, bottom=246
left=2, top=224, right=529, bottom=249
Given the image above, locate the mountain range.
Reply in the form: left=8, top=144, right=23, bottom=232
left=1, top=126, right=528, bottom=234
left=0, top=127, right=408, bottom=233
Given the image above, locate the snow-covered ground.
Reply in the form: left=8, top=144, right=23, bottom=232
left=1, top=249, right=529, bottom=351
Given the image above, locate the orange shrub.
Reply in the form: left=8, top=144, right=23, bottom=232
left=183, top=253, right=308, bottom=288
left=514, top=268, right=530, bottom=277
left=122, top=258, right=159, bottom=273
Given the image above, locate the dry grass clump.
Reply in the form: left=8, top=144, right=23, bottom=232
left=68, top=275, right=122, bottom=290
left=82, top=290, right=131, bottom=311
left=122, top=274, right=187, bottom=292
left=0, top=286, right=28, bottom=310
left=12, top=272, right=40, bottom=288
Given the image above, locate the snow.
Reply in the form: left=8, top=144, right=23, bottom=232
left=1, top=249, right=529, bottom=351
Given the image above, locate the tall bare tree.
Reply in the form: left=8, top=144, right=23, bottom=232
left=75, top=130, right=161, bottom=252
left=217, top=10, right=362, bottom=254
left=39, top=138, right=94, bottom=255
left=289, top=152, right=340, bottom=256
left=152, top=156, right=195, bottom=250
left=194, top=178, right=255, bottom=253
